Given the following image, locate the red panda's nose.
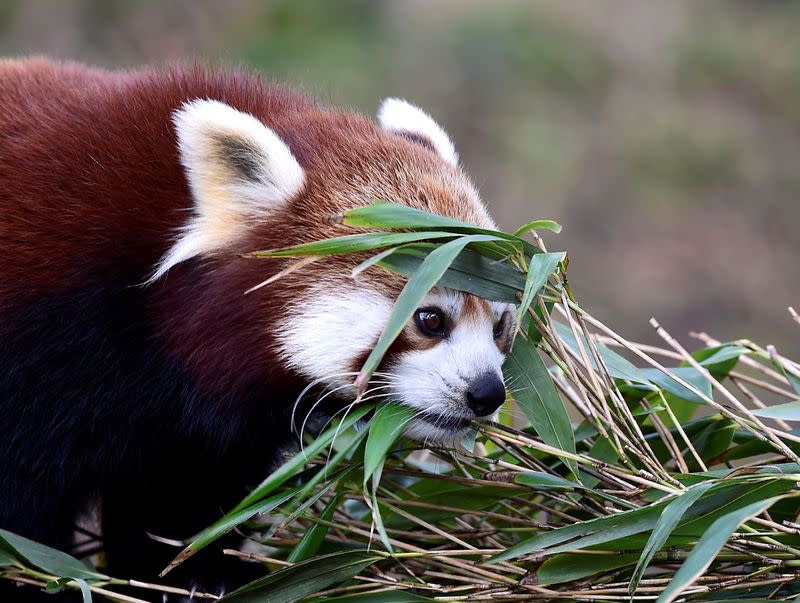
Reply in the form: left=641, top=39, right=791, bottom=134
left=465, top=372, right=506, bottom=417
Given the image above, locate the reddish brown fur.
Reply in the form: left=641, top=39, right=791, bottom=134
left=0, top=58, right=495, bottom=401
left=0, top=59, right=507, bottom=596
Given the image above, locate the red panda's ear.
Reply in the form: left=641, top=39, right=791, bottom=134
left=377, top=98, right=458, bottom=166
left=148, top=100, right=305, bottom=282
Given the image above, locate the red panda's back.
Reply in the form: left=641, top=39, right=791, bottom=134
left=0, top=59, right=312, bottom=309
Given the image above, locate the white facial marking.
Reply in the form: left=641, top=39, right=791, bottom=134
left=149, top=99, right=305, bottom=282
left=276, top=285, right=393, bottom=391
left=389, top=289, right=514, bottom=442
left=377, top=98, right=459, bottom=166
left=279, top=283, right=513, bottom=444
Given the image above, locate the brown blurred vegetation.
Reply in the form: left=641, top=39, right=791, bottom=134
left=1, top=0, right=797, bottom=356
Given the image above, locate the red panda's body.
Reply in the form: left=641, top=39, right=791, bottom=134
left=0, top=60, right=319, bottom=597
left=0, top=59, right=513, bottom=599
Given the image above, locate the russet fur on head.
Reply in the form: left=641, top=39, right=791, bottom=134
left=158, top=93, right=514, bottom=441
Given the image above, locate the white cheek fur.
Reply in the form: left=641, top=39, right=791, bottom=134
left=279, top=285, right=513, bottom=444
left=276, top=286, right=393, bottom=388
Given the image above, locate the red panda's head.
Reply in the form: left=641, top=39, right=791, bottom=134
left=153, top=95, right=514, bottom=442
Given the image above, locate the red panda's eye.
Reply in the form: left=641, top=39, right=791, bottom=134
left=493, top=312, right=509, bottom=338
left=415, top=309, right=445, bottom=337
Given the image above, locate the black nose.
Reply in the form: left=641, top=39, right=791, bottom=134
left=465, top=372, right=506, bottom=417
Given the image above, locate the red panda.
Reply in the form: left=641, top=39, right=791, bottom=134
left=0, top=58, right=514, bottom=598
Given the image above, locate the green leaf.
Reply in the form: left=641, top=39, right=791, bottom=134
left=0, top=547, right=17, bottom=566
left=288, top=426, right=370, bottom=512
left=537, top=552, right=638, bottom=585
left=515, top=471, right=635, bottom=510
left=306, top=591, right=435, bottom=603
left=369, top=477, right=393, bottom=553
left=513, top=219, right=563, bottom=236
left=656, top=345, right=746, bottom=424
left=491, top=478, right=792, bottom=562
left=286, top=495, right=341, bottom=563
left=248, top=231, right=459, bottom=258
left=218, top=550, right=383, bottom=603
left=638, top=367, right=711, bottom=405
left=580, top=435, right=619, bottom=489
left=514, top=472, right=579, bottom=491
left=656, top=497, right=780, bottom=603
left=695, top=344, right=747, bottom=372
left=356, top=235, right=503, bottom=388
left=76, top=578, right=92, bottom=603
left=504, top=333, right=577, bottom=475
left=629, top=481, right=715, bottom=594
left=0, top=529, right=106, bottom=581
left=234, top=404, right=374, bottom=512
left=769, top=353, right=800, bottom=395
left=163, top=405, right=373, bottom=576
left=351, top=245, right=408, bottom=277
left=278, top=480, right=338, bottom=535
left=692, top=419, right=736, bottom=466
left=183, top=487, right=301, bottom=559
left=363, top=404, right=415, bottom=485
left=553, top=322, right=647, bottom=384
left=342, top=202, right=543, bottom=257
left=671, top=478, right=792, bottom=537
left=343, top=202, right=487, bottom=230
left=376, top=244, right=524, bottom=303
left=382, top=480, right=523, bottom=527
left=752, top=401, right=800, bottom=421
left=515, top=252, right=564, bottom=331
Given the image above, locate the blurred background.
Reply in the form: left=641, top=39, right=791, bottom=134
left=1, top=0, right=797, bottom=357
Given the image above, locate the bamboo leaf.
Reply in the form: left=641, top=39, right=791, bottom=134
left=769, top=353, right=800, bottom=395
left=513, top=219, right=563, bottom=236
left=514, top=472, right=579, bottom=491
left=219, top=550, right=383, bottom=603
left=638, top=367, right=711, bottom=404
left=537, top=552, right=639, bottom=585
left=234, top=404, right=373, bottom=512
left=341, top=202, right=542, bottom=257
left=752, top=401, right=800, bottom=421
left=286, top=495, right=341, bottom=563
left=503, top=333, right=577, bottom=475
left=515, top=252, right=565, bottom=331
left=363, top=403, right=415, bottom=485
left=369, top=475, right=393, bottom=553
left=306, top=592, right=435, bottom=602
left=343, top=202, right=487, bottom=230
left=0, top=548, right=17, bottom=566
left=248, top=231, right=458, bottom=258
left=162, top=405, right=373, bottom=576
left=0, top=529, right=106, bottom=581
left=656, top=498, right=781, bottom=603
left=629, top=481, right=715, bottom=594
left=553, top=322, right=648, bottom=384
left=167, top=486, right=301, bottom=573
left=492, top=478, right=791, bottom=562
left=376, top=244, right=523, bottom=303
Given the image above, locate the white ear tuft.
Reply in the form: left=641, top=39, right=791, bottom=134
left=149, top=99, right=304, bottom=282
left=377, top=98, right=458, bottom=166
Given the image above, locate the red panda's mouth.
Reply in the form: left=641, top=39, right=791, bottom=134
left=416, top=411, right=473, bottom=432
